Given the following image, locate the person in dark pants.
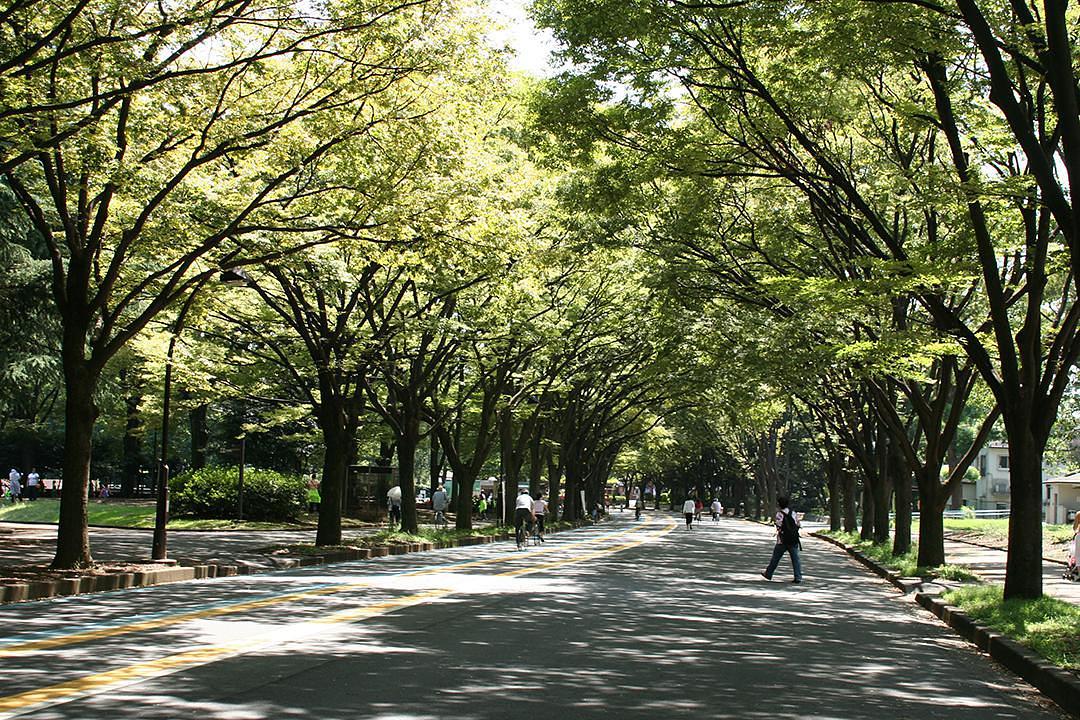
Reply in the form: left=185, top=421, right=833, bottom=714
left=761, top=496, right=803, bottom=583
left=682, top=497, right=696, bottom=530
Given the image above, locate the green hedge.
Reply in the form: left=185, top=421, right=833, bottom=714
left=170, top=465, right=306, bottom=521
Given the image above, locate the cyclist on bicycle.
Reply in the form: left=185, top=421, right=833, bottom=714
left=532, top=491, right=548, bottom=543
left=432, top=484, right=449, bottom=527
left=514, top=488, right=535, bottom=548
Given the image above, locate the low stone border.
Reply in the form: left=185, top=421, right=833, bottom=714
left=916, top=594, right=1080, bottom=716
left=0, top=523, right=588, bottom=605
left=813, top=531, right=1080, bottom=716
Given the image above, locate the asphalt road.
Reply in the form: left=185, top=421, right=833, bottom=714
left=0, top=516, right=1067, bottom=719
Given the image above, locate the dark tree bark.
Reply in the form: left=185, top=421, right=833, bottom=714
left=189, top=403, right=208, bottom=471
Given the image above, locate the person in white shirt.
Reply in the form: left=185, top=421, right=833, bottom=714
left=682, top=497, right=696, bottom=530
left=26, top=469, right=40, bottom=501
left=514, top=489, right=535, bottom=548
left=532, top=492, right=548, bottom=542
left=431, top=484, right=449, bottom=527
left=761, top=496, right=803, bottom=583
left=711, top=499, right=723, bottom=522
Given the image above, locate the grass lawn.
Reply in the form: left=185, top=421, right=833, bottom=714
left=0, top=498, right=321, bottom=531
left=822, top=530, right=979, bottom=581
left=942, top=585, right=1080, bottom=670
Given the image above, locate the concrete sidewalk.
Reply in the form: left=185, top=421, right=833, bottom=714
left=1, top=522, right=387, bottom=572
left=942, top=536, right=1080, bottom=605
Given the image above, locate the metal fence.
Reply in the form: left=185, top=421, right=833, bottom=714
left=904, top=509, right=1011, bottom=520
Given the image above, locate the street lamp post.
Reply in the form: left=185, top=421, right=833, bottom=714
left=151, top=290, right=201, bottom=561
left=151, top=267, right=251, bottom=560
left=237, top=435, right=245, bottom=520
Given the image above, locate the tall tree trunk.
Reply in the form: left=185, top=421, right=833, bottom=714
left=827, top=453, right=843, bottom=532
left=891, top=441, right=912, bottom=556
left=454, top=466, right=475, bottom=530
left=499, top=408, right=514, bottom=525
left=860, top=479, right=874, bottom=541
left=54, top=355, right=97, bottom=569
left=528, top=422, right=544, bottom=496
left=189, top=403, right=208, bottom=470
left=546, top=445, right=562, bottom=521
left=121, top=378, right=142, bottom=498
left=916, top=472, right=948, bottom=567
left=429, top=432, right=442, bottom=495
left=843, top=467, right=858, bottom=533
left=1004, top=432, right=1045, bottom=599
left=316, top=414, right=348, bottom=547
left=398, top=409, right=421, bottom=534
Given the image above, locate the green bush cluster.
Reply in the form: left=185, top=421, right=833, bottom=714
left=170, top=465, right=306, bottom=521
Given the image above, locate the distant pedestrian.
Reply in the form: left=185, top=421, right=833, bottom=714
left=25, top=469, right=40, bottom=501
left=99, top=482, right=110, bottom=500
left=711, top=499, right=723, bottom=522
left=387, top=486, right=402, bottom=527
left=694, top=498, right=703, bottom=521
left=477, top=495, right=488, bottom=520
left=432, top=484, right=449, bottom=527
left=761, top=496, right=803, bottom=583
left=7, top=469, right=21, bottom=503
left=1065, top=514, right=1079, bottom=582
left=682, top=497, right=695, bottom=530
left=634, top=497, right=642, bottom=521
left=532, top=492, right=547, bottom=542
left=307, top=483, right=321, bottom=513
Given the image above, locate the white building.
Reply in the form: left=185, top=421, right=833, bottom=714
left=969, top=441, right=1013, bottom=511
left=1044, top=472, right=1080, bottom=525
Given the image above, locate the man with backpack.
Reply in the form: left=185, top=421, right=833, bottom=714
left=761, top=496, right=803, bottom=583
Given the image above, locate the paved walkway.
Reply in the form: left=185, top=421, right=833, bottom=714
left=941, top=536, right=1080, bottom=604
left=3, top=519, right=1078, bottom=604
left=0, top=522, right=389, bottom=572
left=0, top=516, right=1067, bottom=719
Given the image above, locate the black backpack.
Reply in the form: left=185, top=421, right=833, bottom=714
left=779, top=510, right=800, bottom=546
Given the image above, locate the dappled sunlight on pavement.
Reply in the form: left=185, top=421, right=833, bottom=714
left=0, top=516, right=1067, bottom=719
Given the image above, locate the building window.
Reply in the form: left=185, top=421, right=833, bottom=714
left=998, top=455, right=1009, bottom=470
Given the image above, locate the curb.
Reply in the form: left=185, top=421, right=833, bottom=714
left=812, top=532, right=923, bottom=594
left=916, top=593, right=1080, bottom=717
left=0, top=521, right=591, bottom=605
left=812, top=531, right=1080, bottom=716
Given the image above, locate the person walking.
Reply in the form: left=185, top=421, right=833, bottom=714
left=387, top=486, right=402, bottom=527
left=761, top=496, right=803, bottom=583
left=682, top=497, right=696, bottom=530
left=7, top=469, right=21, bottom=503
left=26, top=468, right=41, bottom=501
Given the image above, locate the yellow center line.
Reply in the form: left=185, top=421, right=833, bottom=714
left=0, top=521, right=654, bottom=658
left=0, top=521, right=675, bottom=717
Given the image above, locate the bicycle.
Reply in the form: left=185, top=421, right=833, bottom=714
left=531, top=519, right=543, bottom=545
left=516, top=521, right=528, bottom=550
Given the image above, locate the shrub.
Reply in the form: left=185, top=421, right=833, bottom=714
left=170, top=465, right=306, bottom=521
